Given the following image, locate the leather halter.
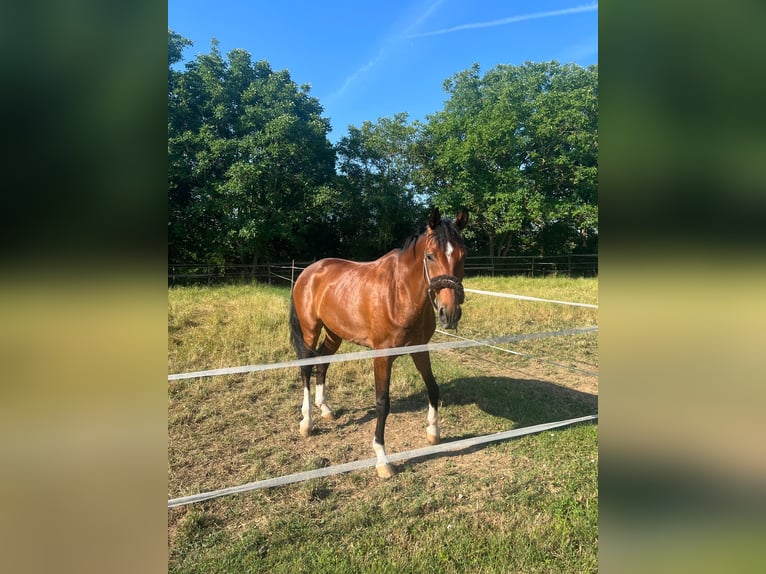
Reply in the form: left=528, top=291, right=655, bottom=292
left=423, top=254, right=465, bottom=310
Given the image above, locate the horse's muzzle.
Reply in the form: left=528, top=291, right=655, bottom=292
left=438, top=303, right=462, bottom=330
left=429, top=275, right=465, bottom=330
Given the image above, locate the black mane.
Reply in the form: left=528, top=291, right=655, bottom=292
left=401, top=217, right=465, bottom=257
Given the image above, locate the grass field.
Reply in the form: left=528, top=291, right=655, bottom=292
left=168, top=275, right=598, bottom=573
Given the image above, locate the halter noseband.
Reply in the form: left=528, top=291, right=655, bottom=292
left=423, top=254, right=465, bottom=309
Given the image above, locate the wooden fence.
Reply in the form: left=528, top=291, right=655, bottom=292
left=464, top=254, right=597, bottom=278
left=168, top=254, right=597, bottom=286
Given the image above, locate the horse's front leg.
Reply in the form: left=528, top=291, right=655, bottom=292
left=372, top=355, right=395, bottom=478
left=410, top=351, right=440, bottom=445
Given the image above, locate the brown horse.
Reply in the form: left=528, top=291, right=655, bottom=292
left=289, top=207, right=468, bottom=478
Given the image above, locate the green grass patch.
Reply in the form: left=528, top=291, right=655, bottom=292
left=169, top=276, right=598, bottom=573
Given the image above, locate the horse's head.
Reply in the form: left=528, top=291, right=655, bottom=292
left=423, top=207, right=469, bottom=329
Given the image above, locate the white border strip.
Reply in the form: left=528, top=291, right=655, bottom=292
left=463, top=288, right=598, bottom=308
left=168, top=326, right=598, bottom=381
left=168, top=414, right=597, bottom=508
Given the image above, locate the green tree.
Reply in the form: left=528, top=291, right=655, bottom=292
left=167, top=30, right=335, bottom=266
left=417, top=61, right=598, bottom=256
left=333, top=113, right=426, bottom=259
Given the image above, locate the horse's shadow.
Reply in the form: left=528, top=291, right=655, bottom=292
left=442, top=376, right=597, bottom=432
left=338, top=375, right=597, bottom=437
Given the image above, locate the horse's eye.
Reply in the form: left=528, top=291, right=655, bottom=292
left=426, top=253, right=435, bottom=262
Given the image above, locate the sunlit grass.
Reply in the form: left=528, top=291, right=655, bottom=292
left=168, top=276, right=598, bottom=573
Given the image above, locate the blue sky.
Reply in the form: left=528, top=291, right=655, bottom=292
left=168, top=0, right=598, bottom=142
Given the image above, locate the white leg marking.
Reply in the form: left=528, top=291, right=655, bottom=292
left=372, top=438, right=390, bottom=467
left=314, top=383, right=334, bottom=418
left=300, top=386, right=313, bottom=437
left=373, top=438, right=395, bottom=478
left=314, top=382, right=325, bottom=407
left=427, top=404, right=440, bottom=442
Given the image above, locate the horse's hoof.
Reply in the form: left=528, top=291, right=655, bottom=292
left=321, top=410, right=336, bottom=421
left=426, top=432, right=441, bottom=445
left=376, top=463, right=396, bottom=479
left=299, top=423, right=312, bottom=438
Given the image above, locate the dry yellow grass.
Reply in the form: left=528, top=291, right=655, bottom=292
left=168, top=277, right=598, bottom=572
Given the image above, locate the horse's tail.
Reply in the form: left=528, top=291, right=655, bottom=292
left=289, top=295, right=316, bottom=361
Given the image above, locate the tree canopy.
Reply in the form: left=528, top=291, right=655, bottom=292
left=417, top=61, right=598, bottom=256
left=168, top=30, right=597, bottom=266
left=168, top=35, right=335, bottom=266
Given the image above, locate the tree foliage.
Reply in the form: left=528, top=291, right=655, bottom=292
left=332, top=113, right=427, bottom=258
left=168, top=30, right=598, bottom=266
left=168, top=32, right=335, bottom=266
left=417, top=61, right=598, bottom=256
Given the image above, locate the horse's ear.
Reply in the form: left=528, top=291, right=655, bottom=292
left=427, top=207, right=442, bottom=229
left=454, top=209, right=469, bottom=231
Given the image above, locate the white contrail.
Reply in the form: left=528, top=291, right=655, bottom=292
left=409, top=2, right=598, bottom=38
left=331, top=0, right=446, bottom=99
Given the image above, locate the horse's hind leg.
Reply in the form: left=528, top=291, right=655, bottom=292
left=411, top=351, right=441, bottom=445
left=295, top=317, right=322, bottom=438
left=299, top=364, right=314, bottom=438
left=314, top=329, right=341, bottom=420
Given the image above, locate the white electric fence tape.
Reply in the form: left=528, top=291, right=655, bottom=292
left=168, top=326, right=597, bottom=381
left=168, top=414, right=597, bottom=508
left=434, top=328, right=599, bottom=377
left=463, top=287, right=598, bottom=308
